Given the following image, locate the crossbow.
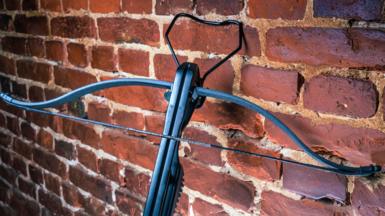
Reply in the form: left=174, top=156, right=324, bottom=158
left=0, top=13, right=383, bottom=215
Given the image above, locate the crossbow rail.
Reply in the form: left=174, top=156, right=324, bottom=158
left=0, top=13, right=383, bottom=216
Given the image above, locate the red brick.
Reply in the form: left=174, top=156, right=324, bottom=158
left=26, top=37, right=45, bottom=58
left=122, top=0, right=152, bottom=14
left=122, top=168, right=150, bottom=198
left=33, top=148, right=67, bottom=177
left=62, top=182, right=82, bottom=207
left=37, top=129, right=53, bottom=151
left=91, top=46, right=117, bottom=71
left=154, top=54, right=187, bottom=82
left=10, top=191, right=40, bottom=216
left=101, top=130, right=158, bottom=170
left=11, top=156, right=27, bottom=176
left=14, top=15, right=48, bottom=35
left=2, top=36, right=26, bottom=55
left=193, top=198, right=228, bottom=216
left=241, top=65, right=300, bottom=104
left=227, top=138, right=281, bottom=181
left=51, top=16, right=96, bottom=38
left=194, top=58, right=234, bottom=93
left=18, top=178, right=36, bottom=198
left=21, top=121, right=36, bottom=141
left=155, top=0, right=194, bottom=15
left=248, top=0, right=306, bottom=19
left=38, top=189, right=73, bottom=216
left=11, top=81, right=27, bottom=99
left=352, top=180, right=385, bottom=216
left=265, top=112, right=385, bottom=166
left=98, top=158, right=121, bottom=182
left=77, top=146, right=98, bottom=172
left=118, top=48, right=149, bottom=76
left=0, top=165, right=17, bottom=186
left=182, top=159, right=255, bottom=211
left=44, top=172, right=61, bottom=195
left=115, top=189, right=142, bottom=215
left=22, top=0, right=38, bottom=10
left=192, top=100, right=264, bottom=138
left=266, top=27, right=385, bottom=69
left=87, top=101, right=111, bottom=123
left=98, top=76, right=168, bottom=112
left=28, top=85, right=44, bottom=101
left=144, top=114, right=165, bottom=143
left=29, top=164, right=43, bottom=184
left=40, top=0, right=61, bottom=12
left=183, top=127, right=223, bottom=166
left=112, top=110, right=145, bottom=131
left=0, top=14, right=12, bottom=31
left=90, top=0, right=120, bottom=13
left=98, top=17, right=159, bottom=46
left=0, top=148, right=12, bottom=164
left=283, top=162, right=347, bottom=202
left=4, top=0, right=21, bottom=10
left=79, top=195, right=109, bottom=215
left=62, top=0, right=88, bottom=11
left=314, top=0, right=384, bottom=21
left=260, top=191, right=349, bottom=216
left=45, top=40, right=65, bottom=62
left=14, top=139, right=32, bottom=159
left=67, top=43, right=88, bottom=68
left=304, top=75, right=377, bottom=118
left=54, top=66, right=97, bottom=89
left=0, top=54, right=16, bottom=75
left=17, top=60, right=51, bottom=83
left=197, top=0, right=243, bottom=15
left=55, top=139, right=76, bottom=160
left=61, top=118, right=100, bottom=149
left=6, top=116, right=20, bottom=135
left=69, top=165, right=113, bottom=203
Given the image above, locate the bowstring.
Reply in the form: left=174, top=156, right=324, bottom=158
left=13, top=104, right=347, bottom=174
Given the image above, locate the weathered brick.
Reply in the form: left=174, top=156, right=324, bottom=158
left=67, top=43, right=88, bottom=68
left=91, top=46, right=117, bottom=71
left=87, top=101, right=111, bottom=123
left=98, top=17, right=159, bottom=46
left=98, top=158, right=121, bottom=182
left=228, top=138, right=281, bottom=181
left=79, top=195, right=108, bottom=215
left=44, top=172, right=61, bottom=195
left=112, top=110, right=145, bottom=131
left=7, top=116, right=20, bottom=135
left=0, top=54, right=16, bottom=75
left=183, top=127, right=223, bottom=166
left=77, top=146, right=98, bottom=172
left=154, top=54, right=187, bottom=81
left=10, top=191, right=40, bottom=216
left=122, top=168, right=150, bottom=198
left=21, top=121, right=36, bottom=141
left=98, top=76, right=168, bottom=112
left=155, top=0, right=194, bottom=15
left=5, top=0, right=21, bottom=10
left=11, top=156, right=27, bottom=176
left=115, top=189, right=143, bottom=215
left=54, top=66, right=97, bottom=89
left=41, top=0, right=61, bottom=11
left=38, top=189, right=73, bottom=216
left=11, top=81, right=27, bottom=99
left=33, top=147, right=67, bottom=177
left=0, top=75, right=11, bottom=93
left=62, top=182, right=82, bottom=207
left=2, top=36, right=26, bottom=55
left=29, top=164, right=44, bottom=184
left=101, top=130, right=158, bottom=170
left=352, top=179, right=385, bottom=216
left=17, top=60, right=51, bottom=83
left=261, top=191, right=349, bottom=216
left=182, top=159, right=255, bottom=211
left=45, top=40, right=65, bottom=62
left=283, top=162, right=347, bottom=202
left=14, top=15, right=48, bottom=35
left=192, top=100, right=264, bottom=138
left=26, top=37, right=45, bottom=58
left=61, top=118, right=100, bottom=149
left=196, top=0, right=244, bottom=15
left=51, top=16, right=96, bottom=38
left=28, top=86, right=44, bottom=101
left=90, top=0, right=120, bottom=13
left=144, top=114, right=165, bottom=143
left=0, top=14, right=12, bottom=31
left=241, top=65, right=300, bottom=104
left=22, top=0, right=38, bottom=10
left=266, top=27, right=385, bottom=69
left=248, top=0, right=306, bottom=19
left=265, top=112, right=385, bottom=166
left=192, top=198, right=228, bottom=216
left=69, top=165, right=113, bottom=203
left=62, top=0, right=88, bottom=11
left=118, top=48, right=149, bottom=76
left=55, top=139, right=76, bottom=160
left=18, top=177, right=36, bottom=198
left=37, top=129, right=53, bottom=151
left=194, top=58, right=234, bottom=93
left=122, top=0, right=152, bottom=14
left=304, top=75, right=377, bottom=118
left=314, top=0, right=384, bottom=21
left=13, top=139, right=32, bottom=159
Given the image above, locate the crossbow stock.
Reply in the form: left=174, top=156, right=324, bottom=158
left=0, top=13, right=383, bottom=215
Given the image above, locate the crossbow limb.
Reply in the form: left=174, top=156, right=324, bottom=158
left=0, top=13, right=383, bottom=216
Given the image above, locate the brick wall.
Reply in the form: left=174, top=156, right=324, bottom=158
left=0, top=0, right=384, bottom=215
